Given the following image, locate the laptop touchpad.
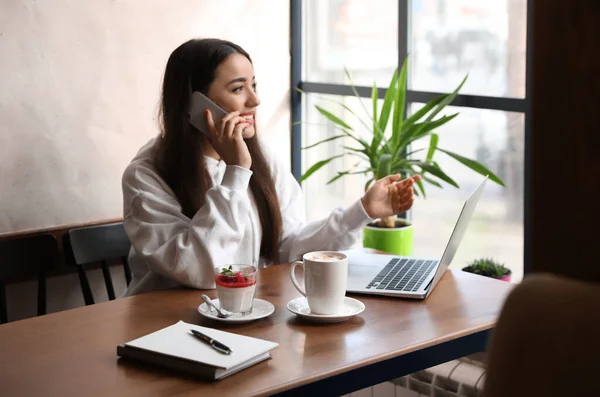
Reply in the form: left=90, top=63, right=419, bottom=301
left=348, top=265, right=378, bottom=278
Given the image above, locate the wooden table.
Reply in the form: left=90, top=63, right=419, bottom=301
left=0, top=263, right=513, bottom=397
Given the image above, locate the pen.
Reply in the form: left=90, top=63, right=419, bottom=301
left=190, top=329, right=233, bottom=355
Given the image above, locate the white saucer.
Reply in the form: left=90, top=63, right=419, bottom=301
left=197, top=298, right=275, bottom=323
left=286, top=296, right=365, bottom=323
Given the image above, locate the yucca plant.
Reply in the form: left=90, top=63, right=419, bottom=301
left=299, top=56, right=505, bottom=228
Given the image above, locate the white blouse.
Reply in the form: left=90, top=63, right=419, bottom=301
left=121, top=137, right=373, bottom=296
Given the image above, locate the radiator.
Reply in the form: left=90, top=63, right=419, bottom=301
left=342, top=356, right=486, bottom=397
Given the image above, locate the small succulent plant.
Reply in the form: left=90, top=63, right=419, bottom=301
left=462, top=257, right=511, bottom=278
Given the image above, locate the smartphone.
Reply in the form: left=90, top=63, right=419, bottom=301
left=189, top=91, right=228, bottom=135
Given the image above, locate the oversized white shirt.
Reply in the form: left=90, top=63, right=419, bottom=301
left=121, top=136, right=374, bottom=296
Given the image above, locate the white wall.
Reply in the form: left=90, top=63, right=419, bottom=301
left=0, top=0, right=291, bottom=236
left=1, top=0, right=290, bottom=321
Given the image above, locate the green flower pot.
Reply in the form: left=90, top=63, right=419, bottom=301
left=362, top=219, right=414, bottom=256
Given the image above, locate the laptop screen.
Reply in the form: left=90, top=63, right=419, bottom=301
left=425, top=176, right=488, bottom=297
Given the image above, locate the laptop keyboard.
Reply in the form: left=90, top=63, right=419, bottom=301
left=365, top=258, right=438, bottom=292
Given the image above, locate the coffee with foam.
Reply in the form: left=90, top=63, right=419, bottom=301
left=305, top=252, right=345, bottom=262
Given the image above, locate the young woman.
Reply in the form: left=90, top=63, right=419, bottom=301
left=121, top=38, right=421, bottom=295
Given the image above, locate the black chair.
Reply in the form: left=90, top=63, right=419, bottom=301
left=0, top=233, right=58, bottom=324
left=63, top=222, right=132, bottom=305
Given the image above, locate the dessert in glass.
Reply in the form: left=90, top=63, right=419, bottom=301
left=214, top=264, right=257, bottom=314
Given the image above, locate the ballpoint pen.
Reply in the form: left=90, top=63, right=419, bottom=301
left=190, top=329, right=233, bottom=355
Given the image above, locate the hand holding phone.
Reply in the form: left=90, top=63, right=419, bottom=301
left=189, top=91, right=228, bottom=135
left=189, top=91, right=252, bottom=169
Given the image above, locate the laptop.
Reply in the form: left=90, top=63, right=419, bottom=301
left=343, top=176, right=488, bottom=299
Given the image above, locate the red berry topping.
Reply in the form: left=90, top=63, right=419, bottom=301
left=215, top=269, right=256, bottom=288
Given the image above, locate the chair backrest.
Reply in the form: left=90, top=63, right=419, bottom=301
left=483, top=274, right=600, bottom=396
left=0, top=233, right=58, bottom=279
left=0, top=233, right=58, bottom=323
left=63, top=222, right=131, bottom=305
left=67, top=222, right=131, bottom=265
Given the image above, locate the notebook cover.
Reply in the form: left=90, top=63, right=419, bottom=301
left=116, top=321, right=278, bottom=380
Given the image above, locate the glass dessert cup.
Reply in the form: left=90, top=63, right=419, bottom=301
left=214, top=264, right=258, bottom=315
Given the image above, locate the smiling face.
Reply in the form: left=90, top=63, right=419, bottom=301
left=206, top=53, right=261, bottom=139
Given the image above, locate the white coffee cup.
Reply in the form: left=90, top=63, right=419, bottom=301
left=289, top=251, right=348, bottom=315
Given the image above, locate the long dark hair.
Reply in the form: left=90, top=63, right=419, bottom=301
left=155, top=38, right=282, bottom=264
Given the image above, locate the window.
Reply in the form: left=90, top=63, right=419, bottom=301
left=304, top=0, right=398, bottom=87
left=410, top=0, right=527, bottom=98
left=293, top=0, right=529, bottom=281
left=409, top=105, right=525, bottom=281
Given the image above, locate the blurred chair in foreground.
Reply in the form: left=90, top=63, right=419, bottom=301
left=484, top=273, right=600, bottom=396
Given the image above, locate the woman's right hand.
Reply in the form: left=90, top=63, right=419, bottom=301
left=205, top=110, right=252, bottom=169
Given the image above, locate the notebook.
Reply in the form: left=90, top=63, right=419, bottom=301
left=117, top=320, right=279, bottom=380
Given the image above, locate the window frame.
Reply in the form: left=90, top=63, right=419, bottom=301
left=289, top=0, right=533, bottom=274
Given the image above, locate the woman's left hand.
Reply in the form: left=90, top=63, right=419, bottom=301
left=361, top=174, right=422, bottom=219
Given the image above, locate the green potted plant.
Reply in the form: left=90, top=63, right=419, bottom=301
left=462, top=257, right=512, bottom=282
left=298, top=56, right=505, bottom=255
